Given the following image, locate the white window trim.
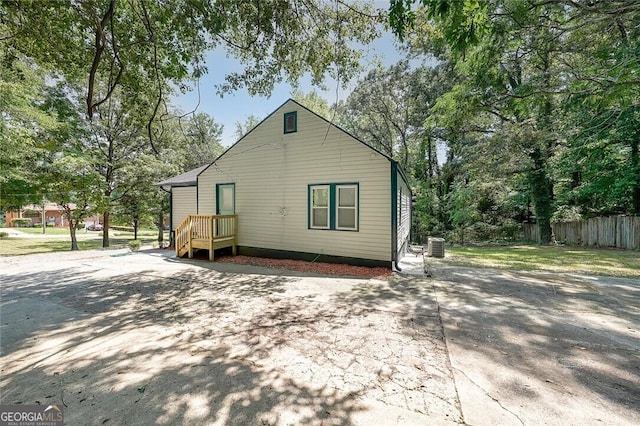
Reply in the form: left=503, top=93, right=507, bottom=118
left=310, top=185, right=330, bottom=229
left=335, top=184, right=358, bottom=231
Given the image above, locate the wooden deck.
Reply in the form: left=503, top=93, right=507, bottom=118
left=175, top=214, right=237, bottom=261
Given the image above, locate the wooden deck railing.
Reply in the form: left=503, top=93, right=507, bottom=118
left=175, top=214, right=237, bottom=260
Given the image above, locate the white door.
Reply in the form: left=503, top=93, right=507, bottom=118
left=217, top=184, right=235, bottom=215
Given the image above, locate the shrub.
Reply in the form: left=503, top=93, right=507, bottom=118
left=11, top=218, right=32, bottom=227
left=128, top=240, right=141, bottom=252
left=552, top=205, right=583, bottom=223
left=0, top=231, right=9, bottom=238
left=112, top=225, right=134, bottom=232
left=501, top=220, right=521, bottom=241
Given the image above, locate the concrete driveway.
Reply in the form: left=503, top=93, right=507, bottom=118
left=431, top=265, right=640, bottom=425
left=1, top=250, right=638, bottom=425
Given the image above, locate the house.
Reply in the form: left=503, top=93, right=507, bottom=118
left=5, top=203, right=70, bottom=228
left=5, top=203, right=103, bottom=229
left=158, top=99, right=412, bottom=268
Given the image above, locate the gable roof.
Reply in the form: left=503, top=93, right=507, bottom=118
left=157, top=99, right=408, bottom=188
left=197, top=98, right=395, bottom=178
left=156, top=164, right=207, bottom=187
left=14, top=202, right=77, bottom=212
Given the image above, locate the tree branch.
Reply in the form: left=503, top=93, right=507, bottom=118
left=85, top=0, right=117, bottom=119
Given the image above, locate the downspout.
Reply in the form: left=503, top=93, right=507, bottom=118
left=160, top=185, right=173, bottom=247
left=391, top=161, right=401, bottom=272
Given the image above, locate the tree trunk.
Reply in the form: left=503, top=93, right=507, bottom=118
left=157, top=211, right=164, bottom=246
left=530, top=147, right=554, bottom=244
left=102, top=210, right=110, bottom=247
left=41, top=205, right=46, bottom=234
left=133, top=219, right=138, bottom=240
left=631, top=138, right=640, bottom=214
left=69, top=219, right=79, bottom=250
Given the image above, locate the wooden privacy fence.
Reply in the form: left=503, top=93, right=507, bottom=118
left=522, top=216, right=640, bottom=250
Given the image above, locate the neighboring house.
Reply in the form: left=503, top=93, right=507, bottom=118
left=5, top=203, right=102, bottom=228
left=158, top=99, right=412, bottom=268
left=5, top=203, right=70, bottom=228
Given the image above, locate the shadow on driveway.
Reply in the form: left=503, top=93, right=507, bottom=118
left=0, top=251, right=460, bottom=425
left=3, top=250, right=637, bottom=425
left=432, top=265, right=640, bottom=425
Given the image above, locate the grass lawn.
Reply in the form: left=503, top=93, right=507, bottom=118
left=14, top=227, right=162, bottom=237
left=10, top=227, right=71, bottom=235
left=446, top=245, right=640, bottom=278
left=0, top=230, right=168, bottom=256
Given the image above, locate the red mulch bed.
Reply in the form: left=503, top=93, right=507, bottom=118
left=216, top=255, right=392, bottom=279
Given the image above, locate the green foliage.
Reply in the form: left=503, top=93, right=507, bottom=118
left=3, top=1, right=381, bottom=124
left=336, top=63, right=453, bottom=242
left=180, top=112, right=225, bottom=170
left=446, top=178, right=479, bottom=245
left=413, top=183, right=444, bottom=242
left=0, top=53, right=58, bottom=211
left=0, top=232, right=8, bottom=238
left=292, top=90, right=332, bottom=119
left=128, top=240, right=142, bottom=252
left=337, top=62, right=435, bottom=168
left=2, top=0, right=382, bottom=252
left=234, top=114, right=261, bottom=140
left=10, top=218, right=32, bottom=227
left=390, top=0, right=490, bottom=52
left=111, top=225, right=135, bottom=232
left=389, top=0, right=640, bottom=243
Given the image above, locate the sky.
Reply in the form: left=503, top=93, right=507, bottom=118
left=172, top=20, right=405, bottom=147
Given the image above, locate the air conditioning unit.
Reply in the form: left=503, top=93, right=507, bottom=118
left=427, top=237, right=445, bottom=258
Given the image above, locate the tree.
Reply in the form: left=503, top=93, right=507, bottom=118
left=292, top=89, right=332, bottom=118
left=446, top=178, right=478, bottom=245
left=82, top=89, right=148, bottom=247
left=336, top=62, right=452, bottom=240
left=234, top=114, right=261, bottom=140
left=44, top=155, right=103, bottom=250
left=0, top=53, right=57, bottom=211
left=433, top=5, right=564, bottom=244
left=337, top=62, right=428, bottom=169
left=557, top=3, right=640, bottom=216
left=2, top=1, right=383, bottom=151
left=180, top=112, right=224, bottom=170
left=113, top=152, right=174, bottom=242
left=389, top=0, right=640, bottom=243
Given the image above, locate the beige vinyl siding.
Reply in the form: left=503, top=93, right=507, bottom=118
left=172, top=186, right=197, bottom=231
left=396, top=171, right=411, bottom=258
left=198, top=101, right=392, bottom=261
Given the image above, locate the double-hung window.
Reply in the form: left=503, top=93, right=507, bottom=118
left=336, top=185, right=357, bottom=230
left=310, top=185, right=330, bottom=229
left=309, top=183, right=359, bottom=231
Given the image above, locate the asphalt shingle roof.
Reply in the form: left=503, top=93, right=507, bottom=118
left=156, top=164, right=207, bottom=187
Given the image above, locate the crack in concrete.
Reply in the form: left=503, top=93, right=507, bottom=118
left=431, top=282, right=526, bottom=425
left=431, top=282, right=466, bottom=424
left=453, top=366, right=525, bottom=426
